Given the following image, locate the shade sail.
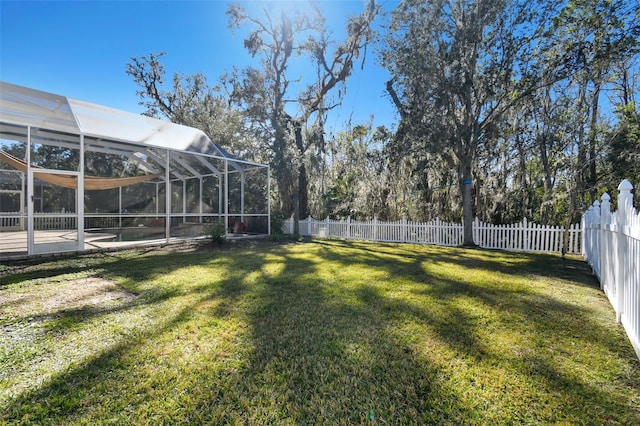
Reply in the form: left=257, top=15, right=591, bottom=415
left=0, top=150, right=162, bottom=190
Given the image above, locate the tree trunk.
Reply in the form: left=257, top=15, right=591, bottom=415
left=587, top=79, right=601, bottom=204
left=575, top=84, right=588, bottom=210
left=287, top=116, right=310, bottom=220
left=515, top=134, right=529, bottom=219
left=538, top=133, right=554, bottom=224
left=298, top=162, right=309, bottom=219
left=272, top=136, right=293, bottom=216
left=461, top=160, right=475, bottom=246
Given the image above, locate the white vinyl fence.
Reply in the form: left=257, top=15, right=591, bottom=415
left=284, top=216, right=581, bottom=254
left=583, top=179, right=640, bottom=359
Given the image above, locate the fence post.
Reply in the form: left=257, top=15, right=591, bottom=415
left=347, top=216, right=351, bottom=239
left=473, top=217, right=479, bottom=246
left=373, top=217, right=378, bottom=242
left=618, top=179, right=634, bottom=210
left=599, top=194, right=611, bottom=289
left=588, top=200, right=600, bottom=280
left=287, top=214, right=292, bottom=234
left=616, top=180, right=633, bottom=323
left=402, top=216, right=407, bottom=243
left=581, top=212, right=585, bottom=256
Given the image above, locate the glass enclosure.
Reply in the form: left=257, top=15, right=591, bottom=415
left=0, top=82, right=269, bottom=258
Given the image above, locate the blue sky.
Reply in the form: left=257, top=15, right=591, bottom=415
left=0, top=0, right=399, bottom=136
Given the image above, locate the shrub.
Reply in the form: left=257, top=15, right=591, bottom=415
left=206, top=220, right=227, bottom=244
left=270, top=214, right=286, bottom=235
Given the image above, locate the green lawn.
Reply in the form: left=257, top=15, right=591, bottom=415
left=1, top=240, right=639, bottom=424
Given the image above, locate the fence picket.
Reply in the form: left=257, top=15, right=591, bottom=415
left=283, top=215, right=581, bottom=255
left=582, top=179, right=640, bottom=360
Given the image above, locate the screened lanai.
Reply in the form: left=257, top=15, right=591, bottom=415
left=0, top=82, right=270, bottom=257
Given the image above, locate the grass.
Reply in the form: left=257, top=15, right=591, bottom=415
left=1, top=240, right=639, bottom=424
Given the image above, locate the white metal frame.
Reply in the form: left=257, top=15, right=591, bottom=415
left=28, top=168, right=81, bottom=254
left=0, top=82, right=271, bottom=257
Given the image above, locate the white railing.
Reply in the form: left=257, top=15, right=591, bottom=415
left=84, top=216, right=121, bottom=229
left=34, top=213, right=77, bottom=230
left=0, top=212, right=23, bottom=230
left=284, top=216, right=582, bottom=254
left=583, top=179, right=640, bottom=360
left=0, top=212, right=78, bottom=231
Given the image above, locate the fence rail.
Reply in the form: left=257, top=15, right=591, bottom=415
left=34, top=214, right=77, bottom=230
left=0, top=212, right=23, bottom=230
left=1, top=212, right=80, bottom=231
left=284, top=216, right=581, bottom=254
left=583, top=179, right=640, bottom=360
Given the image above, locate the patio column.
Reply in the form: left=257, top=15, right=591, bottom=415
left=224, top=159, right=229, bottom=237
left=241, top=171, right=245, bottom=224
left=78, top=134, right=84, bottom=248
left=20, top=173, right=25, bottom=231
left=26, top=126, right=33, bottom=254
left=199, top=177, right=203, bottom=223
left=165, top=149, right=170, bottom=243
left=119, top=186, right=122, bottom=228
left=218, top=175, right=223, bottom=220
left=182, top=179, right=186, bottom=223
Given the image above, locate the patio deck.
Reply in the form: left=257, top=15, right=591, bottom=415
left=0, top=230, right=172, bottom=260
left=0, top=230, right=264, bottom=260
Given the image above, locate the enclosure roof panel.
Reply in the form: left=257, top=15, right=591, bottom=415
left=0, top=82, right=79, bottom=134
left=68, top=98, right=214, bottom=153
left=0, top=81, right=241, bottom=161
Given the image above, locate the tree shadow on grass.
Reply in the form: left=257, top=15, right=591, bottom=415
left=316, top=240, right=631, bottom=354
left=357, top=278, right=640, bottom=423
left=313, top=239, right=599, bottom=288
left=2, top=300, right=210, bottom=422
left=0, top=244, right=219, bottom=287
left=1, top=247, right=271, bottom=423
left=0, top=247, right=168, bottom=286
left=226, top=250, right=473, bottom=424
left=1, top=240, right=639, bottom=424
left=1, top=243, right=469, bottom=424
left=245, top=241, right=639, bottom=422
left=207, top=242, right=639, bottom=423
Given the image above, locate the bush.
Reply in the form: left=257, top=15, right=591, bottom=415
left=270, top=214, right=286, bottom=235
left=206, top=220, right=227, bottom=244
